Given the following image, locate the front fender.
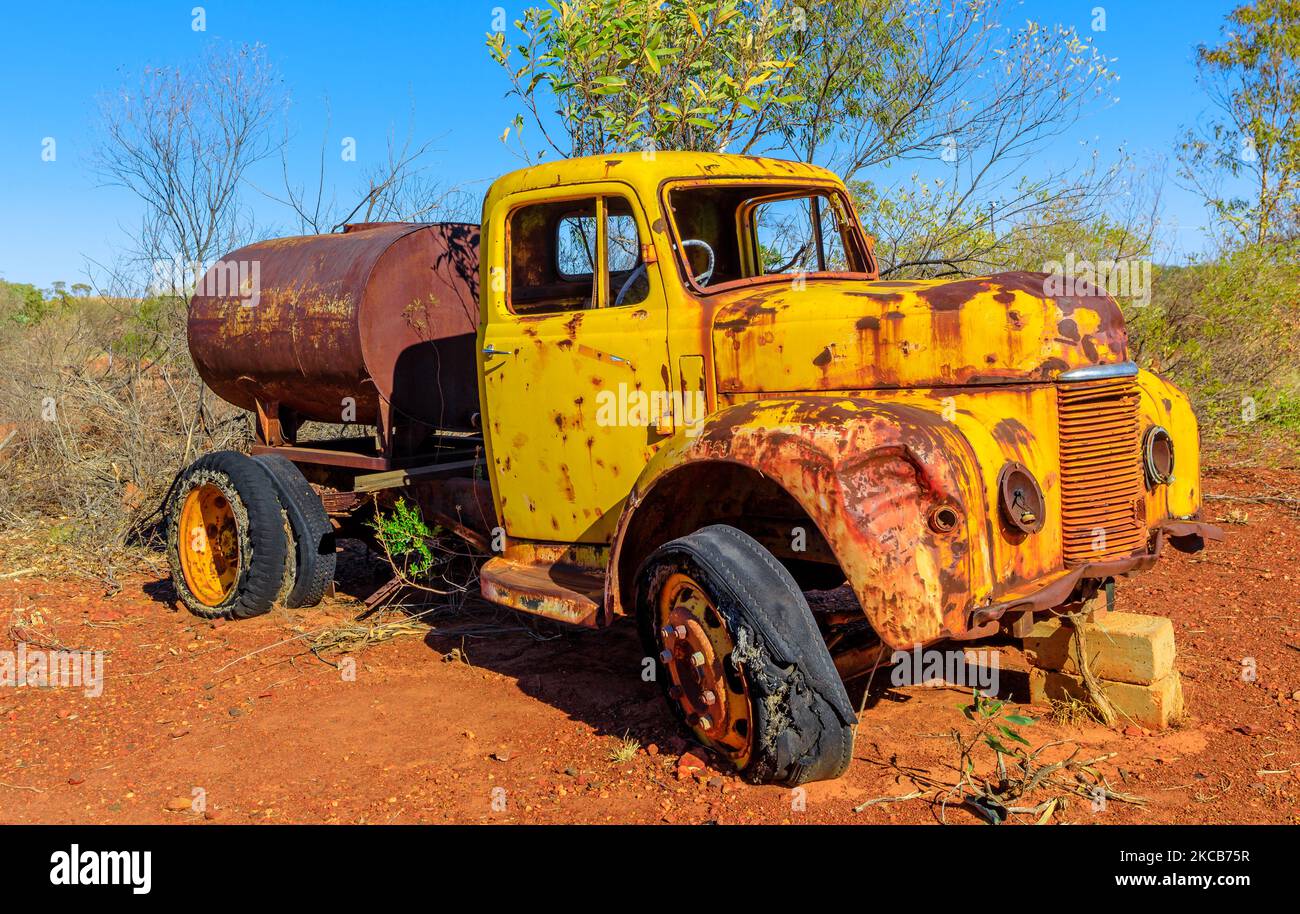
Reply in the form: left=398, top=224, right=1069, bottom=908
left=1135, top=369, right=1204, bottom=521
left=611, top=397, right=989, bottom=647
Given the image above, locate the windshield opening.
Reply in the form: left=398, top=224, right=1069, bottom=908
left=665, top=183, right=872, bottom=291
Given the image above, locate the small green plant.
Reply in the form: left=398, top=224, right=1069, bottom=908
left=607, top=732, right=640, bottom=765
left=960, top=691, right=1035, bottom=769
left=369, top=498, right=441, bottom=579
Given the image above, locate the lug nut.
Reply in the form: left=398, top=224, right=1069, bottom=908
left=690, top=651, right=706, bottom=668
left=697, top=715, right=713, bottom=730
left=701, top=690, right=717, bottom=706
left=661, top=625, right=676, bottom=641
left=659, top=649, right=674, bottom=664
left=673, top=625, right=687, bottom=639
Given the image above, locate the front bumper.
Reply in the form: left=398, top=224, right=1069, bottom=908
left=960, top=519, right=1224, bottom=637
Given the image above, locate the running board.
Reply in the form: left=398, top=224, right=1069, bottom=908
left=479, top=557, right=605, bottom=627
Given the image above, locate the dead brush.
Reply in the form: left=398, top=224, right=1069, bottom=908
left=1048, top=695, right=1103, bottom=728
left=306, top=605, right=442, bottom=657
left=0, top=292, right=250, bottom=567
left=857, top=690, right=1145, bottom=824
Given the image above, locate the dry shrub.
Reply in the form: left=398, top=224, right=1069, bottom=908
left=1126, top=242, right=1300, bottom=454
left=0, top=292, right=250, bottom=551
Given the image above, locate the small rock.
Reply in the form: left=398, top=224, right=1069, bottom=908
left=676, top=751, right=707, bottom=779
left=492, top=749, right=511, bottom=763
left=204, top=807, right=221, bottom=822
left=165, top=796, right=192, bottom=812
left=1123, top=725, right=1143, bottom=737
left=646, top=743, right=659, bottom=756
left=1236, top=724, right=1258, bottom=736
left=185, top=641, right=201, bottom=653
left=228, top=707, right=242, bottom=717
left=707, top=776, right=725, bottom=792
left=563, top=766, right=578, bottom=777
left=67, top=775, right=85, bottom=786
left=1291, top=691, right=1300, bottom=701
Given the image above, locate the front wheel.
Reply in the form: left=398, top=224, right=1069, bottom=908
left=636, top=525, right=857, bottom=786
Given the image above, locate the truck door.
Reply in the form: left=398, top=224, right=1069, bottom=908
left=480, top=186, right=670, bottom=544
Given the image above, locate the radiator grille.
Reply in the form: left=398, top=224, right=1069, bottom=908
left=1058, top=377, right=1144, bottom=565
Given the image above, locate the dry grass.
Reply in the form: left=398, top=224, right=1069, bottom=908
left=1048, top=695, right=1103, bottom=728
left=1221, top=507, right=1251, bottom=525
left=0, top=295, right=249, bottom=558
left=607, top=732, right=641, bottom=764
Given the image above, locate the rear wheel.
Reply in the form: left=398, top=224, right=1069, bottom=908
left=167, top=451, right=289, bottom=619
left=636, top=524, right=857, bottom=786
left=252, top=453, right=336, bottom=608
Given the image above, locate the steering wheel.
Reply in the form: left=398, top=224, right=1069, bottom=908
left=614, top=238, right=716, bottom=307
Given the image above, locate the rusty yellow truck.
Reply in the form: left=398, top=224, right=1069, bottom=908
left=172, top=152, right=1220, bottom=785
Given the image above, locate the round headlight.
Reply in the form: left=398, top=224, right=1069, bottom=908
left=1142, top=426, right=1175, bottom=487
left=997, top=462, right=1045, bottom=534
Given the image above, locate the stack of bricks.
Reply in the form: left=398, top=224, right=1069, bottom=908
left=1024, top=611, right=1184, bottom=729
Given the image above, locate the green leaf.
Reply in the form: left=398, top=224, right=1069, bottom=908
left=997, top=724, right=1031, bottom=746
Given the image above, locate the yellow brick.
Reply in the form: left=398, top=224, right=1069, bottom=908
left=1028, top=667, right=1184, bottom=730
left=1023, top=612, right=1174, bottom=686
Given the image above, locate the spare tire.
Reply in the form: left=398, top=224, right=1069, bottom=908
left=252, top=453, right=336, bottom=608
left=167, top=450, right=289, bottom=619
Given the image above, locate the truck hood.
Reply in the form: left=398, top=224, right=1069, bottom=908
left=711, top=271, right=1128, bottom=393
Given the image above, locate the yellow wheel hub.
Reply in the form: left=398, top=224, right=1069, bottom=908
left=178, top=483, right=240, bottom=606
left=656, top=572, right=753, bottom=767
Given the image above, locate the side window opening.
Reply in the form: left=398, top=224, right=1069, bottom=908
left=509, top=195, right=650, bottom=314
left=607, top=197, right=649, bottom=307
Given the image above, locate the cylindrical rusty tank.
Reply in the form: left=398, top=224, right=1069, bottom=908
left=188, top=222, right=480, bottom=435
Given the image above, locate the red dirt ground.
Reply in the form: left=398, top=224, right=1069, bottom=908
left=0, top=465, right=1297, bottom=825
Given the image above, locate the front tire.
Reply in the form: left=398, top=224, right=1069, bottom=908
left=167, top=450, right=289, bottom=619
left=636, top=524, right=857, bottom=786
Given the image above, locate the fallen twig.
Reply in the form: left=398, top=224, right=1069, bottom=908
left=854, top=790, right=925, bottom=812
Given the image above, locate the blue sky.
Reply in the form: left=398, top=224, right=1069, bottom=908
left=0, top=0, right=1240, bottom=288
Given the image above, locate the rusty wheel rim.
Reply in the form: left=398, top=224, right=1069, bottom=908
left=178, top=484, right=239, bottom=606
left=656, top=572, right=753, bottom=767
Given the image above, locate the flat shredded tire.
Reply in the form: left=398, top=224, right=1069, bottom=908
left=166, top=450, right=289, bottom=619
left=252, top=453, right=336, bottom=609
left=637, top=524, right=857, bottom=786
